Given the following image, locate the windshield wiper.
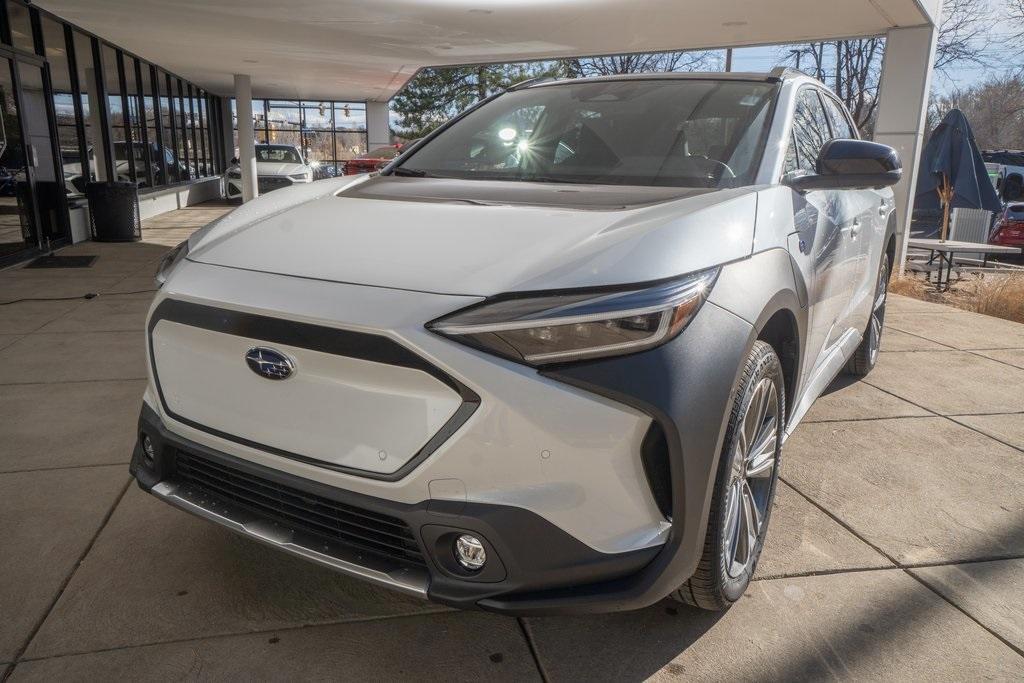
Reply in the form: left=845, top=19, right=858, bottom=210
left=391, top=167, right=431, bottom=177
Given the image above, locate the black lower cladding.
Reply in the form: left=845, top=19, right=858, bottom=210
left=131, top=403, right=659, bottom=612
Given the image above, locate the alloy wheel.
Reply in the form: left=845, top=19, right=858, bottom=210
left=723, top=377, right=780, bottom=578
left=868, top=257, right=889, bottom=365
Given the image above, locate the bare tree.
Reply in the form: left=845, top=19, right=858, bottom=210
left=780, top=0, right=991, bottom=136
left=562, top=50, right=719, bottom=78
left=930, top=73, right=1024, bottom=150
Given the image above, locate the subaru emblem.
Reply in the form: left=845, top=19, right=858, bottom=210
left=245, top=347, right=295, bottom=380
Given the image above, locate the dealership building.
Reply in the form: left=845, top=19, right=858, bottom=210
left=1, top=0, right=940, bottom=269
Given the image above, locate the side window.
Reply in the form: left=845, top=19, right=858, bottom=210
left=783, top=131, right=799, bottom=175
left=790, top=88, right=831, bottom=173
left=822, top=96, right=856, bottom=139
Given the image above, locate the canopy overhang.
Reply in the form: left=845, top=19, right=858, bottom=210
left=35, top=0, right=940, bottom=101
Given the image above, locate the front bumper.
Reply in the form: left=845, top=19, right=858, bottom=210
left=132, top=403, right=659, bottom=612
left=137, top=261, right=756, bottom=613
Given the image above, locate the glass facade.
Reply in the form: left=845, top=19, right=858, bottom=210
left=232, top=98, right=368, bottom=178
left=0, top=0, right=228, bottom=265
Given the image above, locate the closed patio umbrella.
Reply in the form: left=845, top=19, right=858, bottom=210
left=914, top=109, right=1001, bottom=242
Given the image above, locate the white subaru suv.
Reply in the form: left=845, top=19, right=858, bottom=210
left=134, top=70, right=900, bottom=614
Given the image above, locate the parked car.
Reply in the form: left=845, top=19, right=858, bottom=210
left=343, top=140, right=417, bottom=174
left=226, top=143, right=313, bottom=198
left=990, top=203, right=1024, bottom=248
left=136, top=70, right=900, bottom=614
left=982, top=149, right=1024, bottom=202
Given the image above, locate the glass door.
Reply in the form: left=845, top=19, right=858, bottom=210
left=0, top=56, right=35, bottom=261
left=17, top=60, right=65, bottom=250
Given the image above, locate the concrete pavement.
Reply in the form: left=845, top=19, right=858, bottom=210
left=1, top=205, right=1023, bottom=680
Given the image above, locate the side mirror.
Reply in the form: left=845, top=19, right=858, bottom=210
left=785, top=139, right=902, bottom=192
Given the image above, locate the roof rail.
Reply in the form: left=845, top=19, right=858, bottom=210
left=768, top=66, right=807, bottom=81
left=507, top=76, right=557, bottom=91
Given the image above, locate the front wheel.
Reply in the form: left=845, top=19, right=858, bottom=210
left=672, top=340, right=784, bottom=610
left=845, top=252, right=890, bottom=376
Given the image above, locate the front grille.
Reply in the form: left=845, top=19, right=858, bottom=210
left=174, top=451, right=425, bottom=567
left=257, top=176, right=291, bottom=193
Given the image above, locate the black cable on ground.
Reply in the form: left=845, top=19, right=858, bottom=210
left=0, top=290, right=157, bottom=306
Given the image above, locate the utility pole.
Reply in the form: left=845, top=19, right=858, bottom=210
left=724, top=48, right=733, bottom=72
left=789, top=48, right=802, bottom=70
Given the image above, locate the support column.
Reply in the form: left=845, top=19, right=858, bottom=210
left=233, top=74, right=258, bottom=202
left=873, top=24, right=940, bottom=273
left=366, top=101, right=390, bottom=150
left=85, top=68, right=107, bottom=182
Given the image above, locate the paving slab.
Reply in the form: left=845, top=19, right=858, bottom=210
left=886, top=294, right=954, bottom=316
left=0, top=331, right=147, bottom=384
left=880, top=328, right=951, bottom=352
left=973, top=348, right=1024, bottom=370
left=13, top=612, right=535, bottom=682
left=0, top=275, right=124, bottom=301
left=865, top=350, right=1024, bottom=415
left=953, top=413, right=1024, bottom=452
left=911, top=559, right=1024, bottom=653
left=0, top=333, right=21, bottom=352
left=0, top=380, right=145, bottom=472
left=757, top=482, right=891, bottom=578
left=35, top=297, right=152, bottom=333
left=888, top=310, right=1024, bottom=350
left=100, top=276, right=160, bottom=297
left=526, top=570, right=1024, bottom=681
left=0, top=300, right=83, bottom=335
left=783, top=417, right=1024, bottom=565
left=0, top=466, right=128, bottom=663
left=25, top=486, right=445, bottom=659
left=803, top=374, right=930, bottom=422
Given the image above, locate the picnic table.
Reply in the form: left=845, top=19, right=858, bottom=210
left=906, top=238, right=1021, bottom=291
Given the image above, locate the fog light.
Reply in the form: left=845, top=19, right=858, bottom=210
left=454, top=534, right=486, bottom=571
left=141, top=435, right=156, bottom=468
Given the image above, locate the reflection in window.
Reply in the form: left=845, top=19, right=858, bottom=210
left=232, top=98, right=368, bottom=178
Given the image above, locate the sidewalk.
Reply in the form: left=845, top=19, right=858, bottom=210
left=1, top=204, right=1022, bottom=680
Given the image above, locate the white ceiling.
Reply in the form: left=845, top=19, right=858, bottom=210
left=34, top=0, right=937, bottom=102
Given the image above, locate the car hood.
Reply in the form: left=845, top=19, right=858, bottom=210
left=255, top=161, right=307, bottom=176
left=188, top=175, right=761, bottom=296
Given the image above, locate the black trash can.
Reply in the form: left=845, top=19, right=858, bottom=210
left=87, top=181, right=141, bottom=242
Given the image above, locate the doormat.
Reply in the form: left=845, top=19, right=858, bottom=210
left=25, top=254, right=98, bottom=269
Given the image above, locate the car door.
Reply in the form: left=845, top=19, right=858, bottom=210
left=821, top=93, right=886, bottom=334
left=784, top=87, right=859, bottom=378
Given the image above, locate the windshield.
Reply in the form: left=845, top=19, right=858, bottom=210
left=256, top=146, right=303, bottom=164
left=393, top=79, right=778, bottom=188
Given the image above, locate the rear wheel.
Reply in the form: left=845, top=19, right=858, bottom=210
left=672, top=340, right=784, bottom=610
left=845, top=252, right=889, bottom=376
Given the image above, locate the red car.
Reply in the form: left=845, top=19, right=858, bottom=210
left=990, top=203, right=1024, bottom=247
left=343, top=142, right=413, bottom=175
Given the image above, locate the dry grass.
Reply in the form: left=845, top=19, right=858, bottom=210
left=890, top=270, right=1024, bottom=324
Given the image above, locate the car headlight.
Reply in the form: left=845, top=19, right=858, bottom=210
left=289, top=172, right=311, bottom=181
left=428, top=268, right=719, bottom=366
left=155, top=240, right=189, bottom=286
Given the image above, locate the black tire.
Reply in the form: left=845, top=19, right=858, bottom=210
left=672, top=340, right=784, bottom=610
left=845, top=252, right=890, bottom=377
